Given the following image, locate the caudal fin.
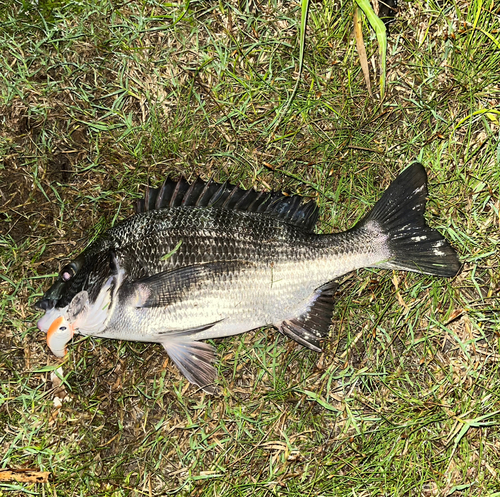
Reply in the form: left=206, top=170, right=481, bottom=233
left=362, top=163, right=460, bottom=277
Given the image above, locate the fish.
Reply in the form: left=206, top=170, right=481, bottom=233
left=35, top=163, right=460, bottom=393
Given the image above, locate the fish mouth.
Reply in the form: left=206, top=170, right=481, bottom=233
left=37, top=307, right=63, bottom=333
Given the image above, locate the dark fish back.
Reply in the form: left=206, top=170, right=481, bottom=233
left=104, top=205, right=316, bottom=280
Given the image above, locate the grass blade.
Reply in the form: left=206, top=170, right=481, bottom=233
left=355, top=0, right=387, bottom=98
left=268, top=0, right=310, bottom=132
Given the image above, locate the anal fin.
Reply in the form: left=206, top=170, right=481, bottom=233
left=162, top=340, right=218, bottom=394
left=278, top=281, right=338, bottom=352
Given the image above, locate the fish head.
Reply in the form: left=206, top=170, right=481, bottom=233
left=35, top=238, right=128, bottom=357
left=36, top=249, right=125, bottom=357
left=34, top=243, right=110, bottom=358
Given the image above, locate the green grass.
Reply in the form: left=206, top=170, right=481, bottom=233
left=1, top=0, right=499, bottom=495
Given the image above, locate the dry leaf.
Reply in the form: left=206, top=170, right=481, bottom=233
left=354, top=7, right=372, bottom=97
left=0, top=469, right=50, bottom=483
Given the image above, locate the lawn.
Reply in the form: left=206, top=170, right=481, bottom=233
left=1, top=0, right=499, bottom=495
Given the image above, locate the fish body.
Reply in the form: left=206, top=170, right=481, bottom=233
left=36, top=164, right=460, bottom=392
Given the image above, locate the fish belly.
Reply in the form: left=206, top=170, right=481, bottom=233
left=96, top=260, right=324, bottom=342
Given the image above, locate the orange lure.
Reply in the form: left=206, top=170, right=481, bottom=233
left=47, top=316, right=74, bottom=358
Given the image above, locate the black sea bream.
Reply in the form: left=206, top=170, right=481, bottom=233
left=35, top=163, right=460, bottom=392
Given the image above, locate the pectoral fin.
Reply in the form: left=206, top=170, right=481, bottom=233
left=162, top=340, right=218, bottom=394
left=124, top=261, right=252, bottom=309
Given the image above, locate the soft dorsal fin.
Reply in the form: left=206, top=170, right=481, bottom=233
left=136, top=177, right=319, bottom=232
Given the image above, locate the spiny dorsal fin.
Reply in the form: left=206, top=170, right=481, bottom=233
left=136, top=177, right=319, bottom=232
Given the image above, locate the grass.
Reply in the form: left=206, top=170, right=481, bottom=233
left=1, top=0, right=499, bottom=495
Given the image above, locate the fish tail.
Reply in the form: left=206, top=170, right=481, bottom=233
left=362, top=163, right=460, bottom=277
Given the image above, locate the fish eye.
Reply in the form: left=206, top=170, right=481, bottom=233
left=60, top=262, right=78, bottom=282
left=59, top=326, right=67, bottom=331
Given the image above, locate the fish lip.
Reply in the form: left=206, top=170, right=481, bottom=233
left=37, top=307, right=64, bottom=334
